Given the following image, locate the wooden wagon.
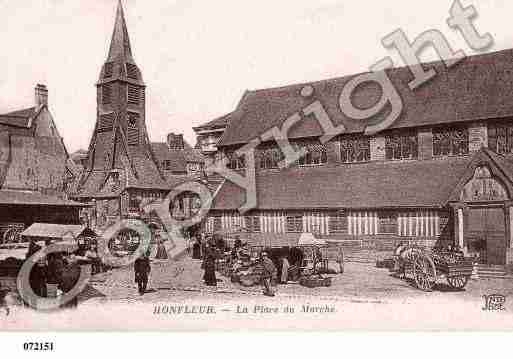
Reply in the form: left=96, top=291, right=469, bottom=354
left=392, top=245, right=474, bottom=291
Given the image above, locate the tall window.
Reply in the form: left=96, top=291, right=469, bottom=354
left=98, top=112, right=115, bottom=132
left=102, top=84, right=112, bottom=105
left=126, top=63, right=139, bottom=80
left=127, top=112, right=140, bottom=146
left=378, top=212, right=397, bottom=234
left=488, top=122, right=513, bottom=154
left=286, top=215, right=303, bottom=233
left=244, top=215, right=261, bottom=232
left=340, top=136, right=370, bottom=163
left=295, top=142, right=328, bottom=166
left=433, top=126, right=469, bottom=156
left=329, top=211, right=348, bottom=233
left=226, top=151, right=245, bottom=170
left=385, top=131, right=418, bottom=160
left=127, top=85, right=141, bottom=105
left=258, top=146, right=283, bottom=169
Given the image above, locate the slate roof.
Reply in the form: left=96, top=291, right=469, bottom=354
left=0, top=107, right=38, bottom=128
left=211, top=157, right=474, bottom=210
left=218, top=48, right=513, bottom=146
left=0, top=190, right=86, bottom=207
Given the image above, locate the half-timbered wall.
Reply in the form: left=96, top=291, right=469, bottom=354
left=204, top=209, right=444, bottom=238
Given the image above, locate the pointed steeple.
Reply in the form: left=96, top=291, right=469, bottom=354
left=107, top=0, right=134, bottom=62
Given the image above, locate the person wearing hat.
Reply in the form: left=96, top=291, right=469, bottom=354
left=260, top=252, right=277, bottom=297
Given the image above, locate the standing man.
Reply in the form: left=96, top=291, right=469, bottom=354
left=261, top=252, right=277, bottom=297
left=134, top=252, right=151, bottom=295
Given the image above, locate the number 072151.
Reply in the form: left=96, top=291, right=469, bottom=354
left=23, top=342, right=54, bottom=351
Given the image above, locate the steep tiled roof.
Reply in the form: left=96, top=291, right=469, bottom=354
left=212, top=157, right=473, bottom=210
left=0, top=107, right=37, bottom=128
left=219, top=48, right=513, bottom=146
left=212, top=148, right=513, bottom=211
left=151, top=142, right=187, bottom=173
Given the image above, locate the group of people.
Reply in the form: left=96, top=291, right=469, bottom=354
left=194, top=234, right=308, bottom=297
left=26, top=240, right=82, bottom=308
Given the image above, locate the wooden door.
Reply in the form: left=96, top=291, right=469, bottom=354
left=485, top=208, right=506, bottom=265
left=466, top=207, right=506, bottom=265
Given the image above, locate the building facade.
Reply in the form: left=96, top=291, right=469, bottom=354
left=198, top=49, right=513, bottom=267
left=0, top=84, right=85, bottom=242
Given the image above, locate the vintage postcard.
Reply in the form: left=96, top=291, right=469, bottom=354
left=1, top=0, right=513, bottom=334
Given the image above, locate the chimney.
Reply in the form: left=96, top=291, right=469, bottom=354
left=35, top=84, right=48, bottom=106
left=167, top=132, right=185, bottom=150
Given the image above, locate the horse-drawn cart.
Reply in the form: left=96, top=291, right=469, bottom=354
left=392, top=245, right=474, bottom=291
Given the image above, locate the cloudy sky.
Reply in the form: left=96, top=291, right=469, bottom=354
left=0, top=0, right=512, bottom=152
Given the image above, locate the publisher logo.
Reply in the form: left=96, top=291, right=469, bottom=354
left=482, top=294, right=506, bottom=311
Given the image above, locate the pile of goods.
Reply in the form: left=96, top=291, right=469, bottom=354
left=299, top=275, right=332, bottom=288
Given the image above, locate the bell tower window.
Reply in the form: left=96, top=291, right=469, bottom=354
left=102, top=84, right=112, bottom=105
left=126, top=63, right=139, bottom=80
left=127, top=112, right=140, bottom=146
left=128, top=85, right=141, bottom=105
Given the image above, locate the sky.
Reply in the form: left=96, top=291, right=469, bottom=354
left=1, top=0, right=512, bottom=153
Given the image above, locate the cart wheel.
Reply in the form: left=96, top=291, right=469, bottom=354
left=447, top=275, right=468, bottom=290
left=412, top=254, right=436, bottom=292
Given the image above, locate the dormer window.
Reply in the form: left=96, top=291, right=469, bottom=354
left=126, top=63, right=138, bottom=80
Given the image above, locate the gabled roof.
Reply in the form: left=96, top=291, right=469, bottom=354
left=194, top=112, right=234, bottom=132
left=218, top=48, right=513, bottom=147
left=0, top=106, right=39, bottom=128
left=151, top=142, right=187, bottom=173
left=212, top=148, right=513, bottom=211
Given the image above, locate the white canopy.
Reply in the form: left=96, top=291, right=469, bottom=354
left=297, top=232, right=327, bottom=246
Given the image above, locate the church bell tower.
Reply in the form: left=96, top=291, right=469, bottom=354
left=75, top=0, right=166, bottom=199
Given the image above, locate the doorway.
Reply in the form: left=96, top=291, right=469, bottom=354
left=466, top=207, right=506, bottom=265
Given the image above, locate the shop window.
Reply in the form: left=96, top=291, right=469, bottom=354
left=385, top=130, right=418, bottom=160
left=433, top=126, right=469, bottom=156
left=329, top=211, right=348, bottom=233
left=286, top=215, right=303, bottom=233
left=378, top=212, right=398, bottom=234
left=340, top=136, right=370, bottom=163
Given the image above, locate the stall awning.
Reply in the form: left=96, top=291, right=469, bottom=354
left=21, top=223, right=96, bottom=240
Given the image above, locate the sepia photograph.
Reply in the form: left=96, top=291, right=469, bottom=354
left=0, top=0, right=512, bottom=339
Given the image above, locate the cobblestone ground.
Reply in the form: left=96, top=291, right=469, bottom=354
left=79, top=256, right=513, bottom=305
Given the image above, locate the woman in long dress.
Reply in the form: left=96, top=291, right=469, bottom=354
left=202, top=245, right=217, bottom=286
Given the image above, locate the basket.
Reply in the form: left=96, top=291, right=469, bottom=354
left=299, top=276, right=332, bottom=288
